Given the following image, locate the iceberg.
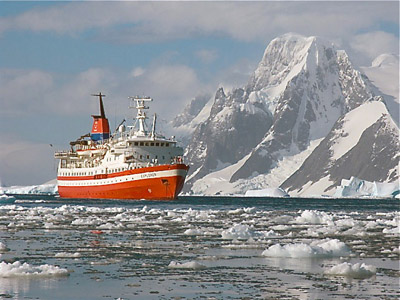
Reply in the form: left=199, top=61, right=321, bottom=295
left=244, top=188, right=289, bottom=198
left=334, top=177, right=399, bottom=198
left=324, top=262, right=376, bottom=279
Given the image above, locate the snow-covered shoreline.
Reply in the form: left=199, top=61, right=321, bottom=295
left=1, top=184, right=57, bottom=195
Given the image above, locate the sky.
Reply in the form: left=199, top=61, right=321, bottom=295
left=0, top=1, right=399, bottom=186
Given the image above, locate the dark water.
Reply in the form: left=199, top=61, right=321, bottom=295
left=0, top=195, right=399, bottom=299
left=6, top=194, right=399, bottom=211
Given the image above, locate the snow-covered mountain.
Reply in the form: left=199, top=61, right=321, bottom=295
left=282, top=100, right=399, bottom=196
left=360, top=53, right=399, bottom=124
left=174, top=33, right=399, bottom=196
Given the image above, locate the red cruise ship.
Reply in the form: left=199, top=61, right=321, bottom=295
left=54, top=93, right=189, bottom=200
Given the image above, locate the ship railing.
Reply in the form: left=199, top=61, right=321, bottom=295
left=54, top=151, right=77, bottom=158
left=171, top=156, right=184, bottom=164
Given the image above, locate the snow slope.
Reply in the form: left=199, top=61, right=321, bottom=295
left=283, top=100, right=399, bottom=196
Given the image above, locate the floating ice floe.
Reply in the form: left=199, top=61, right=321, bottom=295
left=184, top=228, right=204, bottom=236
left=334, top=177, right=399, bottom=198
left=294, top=210, right=333, bottom=224
left=382, top=226, right=400, bottom=235
left=221, top=224, right=256, bottom=240
left=168, top=261, right=206, bottom=270
left=324, top=262, right=376, bottom=279
left=244, top=188, right=289, bottom=198
left=55, top=252, right=81, bottom=258
left=0, top=261, right=69, bottom=277
left=262, top=239, right=350, bottom=258
left=221, top=224, right=279, bottom=240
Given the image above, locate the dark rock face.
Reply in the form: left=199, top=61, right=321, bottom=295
left=172, top=94, right=211, bottom=128
left=173, top=34, right=396, bottom=195
left=282, top=109, right=399, bottom=194
left=183, top=87, right=273, bottom=190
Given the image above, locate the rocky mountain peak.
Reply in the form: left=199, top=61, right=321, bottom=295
left=174, top=33, right=396, bottom=195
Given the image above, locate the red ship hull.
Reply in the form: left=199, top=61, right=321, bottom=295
left=57, top=164, right=189, bottom=200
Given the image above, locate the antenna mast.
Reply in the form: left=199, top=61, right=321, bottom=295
left=91, top=92, right=106, bottom=118
left=128, top=96, right=153, bottom=136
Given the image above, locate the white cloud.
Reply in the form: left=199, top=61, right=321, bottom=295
left=125, top=64, right=209, bottom=120
left=0, top=2, right=397, bottom=44
left=350, top=31, right=399, bottom=62
left=0, top=63, right=207, bottom=121
left=0, top=69, right=53, bottom=116
left=0, top=67, right=117, bottom=117
left=0, top=137, right=55, bottom=186
left=130, top=67, right=145, bottom=78
left=195, top=49, right=218, bottom=64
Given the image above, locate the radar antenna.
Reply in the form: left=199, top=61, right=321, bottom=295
left=128, top=96, right=153, bottom=136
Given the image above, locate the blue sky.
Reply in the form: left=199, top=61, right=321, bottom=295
left=0, top=1, right=398, bottom=186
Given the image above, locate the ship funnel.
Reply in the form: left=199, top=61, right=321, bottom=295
left=90, top=92, right=110, bottom=141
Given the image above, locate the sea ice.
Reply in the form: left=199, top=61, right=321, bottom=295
left=324, top=262, right=376, bottom=279
left=55, top=252, right=81, bottom=258
left=168, top=261, right=206, bottom=270
left=183, top=228, right=204, bottom=236
left=221, top=224, right=256, bottom=240
left=0, top=261, right=69, bottom=277
left=294, top=210, right=333, bottom=224
left=382, top=226, right=400, bottom=235
left=262, top=239, right=350, bottom=258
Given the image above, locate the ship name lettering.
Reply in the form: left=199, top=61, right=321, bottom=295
left=141, top=172, right=157, bottom=179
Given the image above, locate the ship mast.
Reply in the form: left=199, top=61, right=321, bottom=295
left=129, top=96, right=153, bottom=136
left=91, top=92, right=106, bottom=118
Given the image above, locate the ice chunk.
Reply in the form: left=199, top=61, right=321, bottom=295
left=294, top=210, right=333, bottom=224
left=334, top=177, right=399, bottom=198
left=55, top=252, right=81, bottom=258
left=262, top=239, right=350, bottom=258
left=183, top=228, right=204, bottom=236
left=0, top=261, right=69, bottom=277
left=382, top=226, right=400, bottom=235
left=245, top=188, right=289, bottom=198
left=221, top=224, right=256, bottom=240
left=168, top=261, right=206, bottom=270
left=324, top=262, right=376, bottom=279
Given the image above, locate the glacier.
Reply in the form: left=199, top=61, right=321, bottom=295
left=334, top=176, right=400, bottom=198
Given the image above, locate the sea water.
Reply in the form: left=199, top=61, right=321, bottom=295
left=0, top=195, right=398, bottom=299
